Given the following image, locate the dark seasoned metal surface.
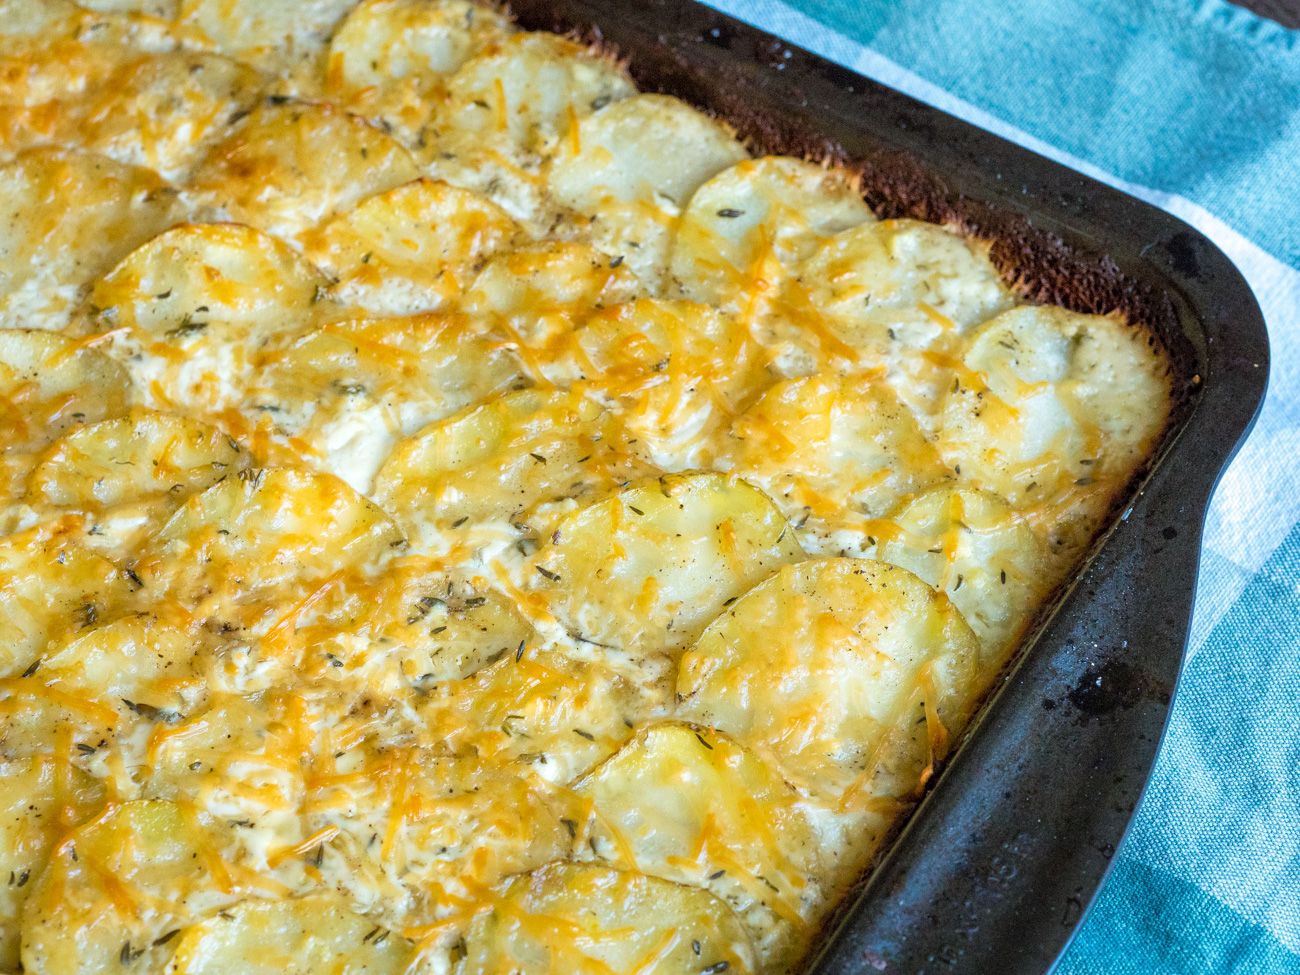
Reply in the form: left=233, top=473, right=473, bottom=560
left=1232, top=0, right=1300, bottom=29
left=508, top=1, right=1271, bottom=972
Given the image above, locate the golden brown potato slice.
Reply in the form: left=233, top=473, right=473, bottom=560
left=326, top=0, right=514, bottom=144
left=188, top=101, right=420, bottom=240
left=528, top=472, right=803, bottom=668
left=372, top=387, right=647, bottom=548
left=546, top=94, right=749, bottom=292
left=135, top=467, right=406, bottom=635
left=0, top=525, right=129, bottom=679
left=677, top=558, right=982, bottom=802
left=0, top=149, right=182, bottom=330
left=878, top=485, right=1061, bottom=667
left=937, top=305, right=1172, bottom=553
left=457, top=862, right=757, bottom=975
left=0, top=758, right=104, bottom=970
left=671, top=155, right=874, bottom=311
left=27, top=409, right=248, bottom=555
left=722, top=374, right=950, bottom=555
left=163, top=896, right=414, bottom=975
left=20, top=800, right=240, bottom=975
left=575, top=722, right=832, bottom=970
left=303, top=178, right=520, bottom=316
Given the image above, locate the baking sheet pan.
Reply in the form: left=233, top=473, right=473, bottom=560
left=506, top=0, right=1271, bottom=970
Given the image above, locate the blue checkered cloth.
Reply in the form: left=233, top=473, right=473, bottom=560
left=698, top=1, right=1300, bottom=971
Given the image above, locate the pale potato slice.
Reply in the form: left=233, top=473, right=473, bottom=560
left=243, top=313, right=521, bottom=491
left=90, top=222, right=327, bottom=410
left=326, top=0, right=514, bottom=143
left=28, top=409, right=248, bottom=555
left=546, top=94, right=749, bottom=291
left=163, top=896, right=414, bottom=975
left=723, top=374, right=950, bottom=555
left=878, top=486, right=1060, bottom=666
left=176, top=0, right=358, bottom=85
left=75, top=52, right=265, bottom=181
left=463, top=240, right=647, bottom=344
left=0, top=758, right=104, bottom=970
left=457, top=862, right=757, bottom=975
left=372, top=387, right=647, bottom=547
left=0, top=526, right=128, bottom=679
left=20, top=800, right=239, bottom=975
left=0, top=148, right=182, bottom=330
left=303, top=178, right=520, bottom=315
left=671, top=155, right=874, bottom=310
left=575, top=722, right=828, bottom=970
left=429, top=32, right=635, bottom=225
left=677, top=558, right=982, bottom=801
left=528, top=472, right=803, bottom=667
left=937, top=305, right=1171, bottom=551
left=135, top=467, right=406, bottom=635
left=188, top=101, right=421, bottom=240
left=77, top=0, right=176, bottom=17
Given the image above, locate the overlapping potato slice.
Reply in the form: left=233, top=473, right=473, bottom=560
left=0, top=149, right=182, bottom=330
left=27, top=409, right=248, bottom=555
left=326, top=0, right=514, bottom=143
left=76, top=0, right=176, bottom=17
left=937, top=305, right=1171, bottom=553
left=0, top=758, right=104, bottom=970
left=90, top=222, right=327, bottom=409
left=527, top=472, right=803, bottom=667
left=671, top=156, right=874, bottom=311
left=19, top=800, right=241, bottom=975
left=722, top=374, right=950, bottom=555
left=0, top=526, right=129, bottom=679
left=457, top=862, right=757, bottom=975
left=303, top=178, right=519, bottom=315
left=372, top=388, right=646, bottom=548
left=242, top=312, right=521, bottom=491
left=429, top=32, right=635, bottom=225
left=134, top=467, right=406, bottom=635
left=877, top=485, right=1059, bottom=665
left=546, top=94, right=748, bottom=291
left=73, top=52, right=265, bottom=181
left=677, top=558, right=982, bottom=802
left=188, top=101, right=420, bottom=240
left=176, top=0, right=358, bottom=86
left=163, top=896, right=414, bottom=975
left=576, top=723, right=832, bottom=970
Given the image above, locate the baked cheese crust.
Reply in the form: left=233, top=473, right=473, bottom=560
left=0, top=2, right=1172, bottom=973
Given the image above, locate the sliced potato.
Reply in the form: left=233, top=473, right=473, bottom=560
left=28, top=409, right=248, bottom=554
left=372, top=387, right=647, bottom=547
left=326, top=0, right=514, bottom=143
left=677, top=558, right=982, bottom=801
left=75, top=51, right=265, bottom=181
left=937, top=305, right=1172, bottom=552
left=188, top=101, right=421, bottom=240
left=546, top=94, right=748, bottom=291
left=528, top=472, right=803, bottom=666
left=0, top=758, right=104, bottom=970
left=576, top=723, right=828, bottom=969
left=176, top=0, right=358, bottom=85
left=76, top=0, right=176, bottom=17
left=878, top=485, right=1060, bottom=666
left=0, top=526, right=128, bottom=679
left=671, top=155, right=874, bottom=310
left=457, top=862, right=756, bottom=975
left=135, top=467, right=406, bottom=634
left=20, top=800, right=239, bottom=975
left=723, top=374, right=950, bottom=554
left=0, top=148, right=182, bottom=330
left=303, top=178, right=520, bottom=316
left=163, top=896, right=414, bottom=975
left=243, top=313, right=521, bottom=491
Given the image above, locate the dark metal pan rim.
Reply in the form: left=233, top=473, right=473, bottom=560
left=508, top=1, right=1271, bottom=972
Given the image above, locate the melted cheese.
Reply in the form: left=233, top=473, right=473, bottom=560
left=0, top=4, right=1173, bottom=974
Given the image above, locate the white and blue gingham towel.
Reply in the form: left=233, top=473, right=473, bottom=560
left=698, top=0, right=1300, bottom=970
